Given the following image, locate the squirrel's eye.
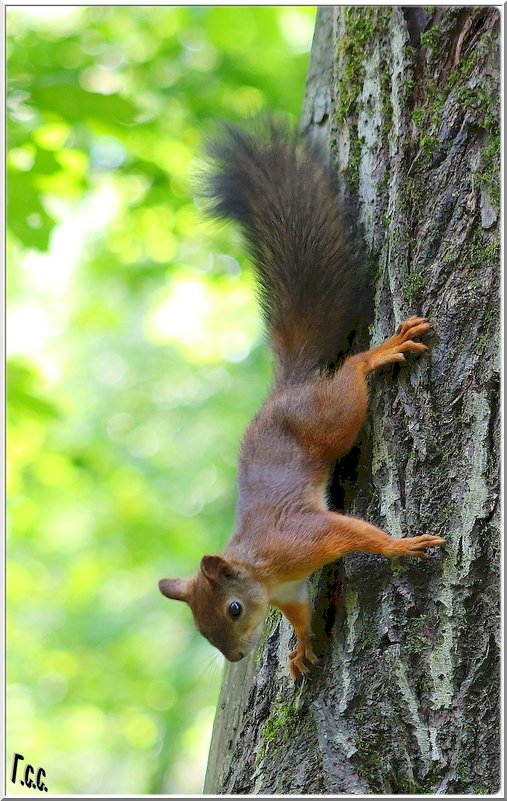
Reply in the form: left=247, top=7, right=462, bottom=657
left=228, top=601, right=242, bottom=619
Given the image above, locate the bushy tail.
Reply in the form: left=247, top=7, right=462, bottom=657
left=200, top=116, right=372, bottom=383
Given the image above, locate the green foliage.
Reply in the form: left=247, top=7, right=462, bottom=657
left=7, top=6, right=315, bottom=794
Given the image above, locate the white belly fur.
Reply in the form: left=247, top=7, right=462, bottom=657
left=315, top=474, right=331, bottom=510
left=269, top=578, right=309, bottom=605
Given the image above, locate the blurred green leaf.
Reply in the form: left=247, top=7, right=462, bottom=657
left=7, top=166, right=56, bottom=250
left=31, top=83, right=139, bottom=129
left=7, top=359, right=61, bottom=420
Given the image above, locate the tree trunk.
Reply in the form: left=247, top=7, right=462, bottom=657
left=204, top=6, right=500, bottom=795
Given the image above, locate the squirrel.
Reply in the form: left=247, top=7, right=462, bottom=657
left=158, top=117, right=445, bottom=680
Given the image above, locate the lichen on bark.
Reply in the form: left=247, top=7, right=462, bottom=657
left=204, top=6, right=500, bottom=795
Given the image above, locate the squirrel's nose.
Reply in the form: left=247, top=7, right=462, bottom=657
left=228, top=650, right=245, bottom=662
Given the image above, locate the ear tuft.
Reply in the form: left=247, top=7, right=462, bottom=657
left=158, top=577, right=189, bottom=602
left=200, top=555, right=236, bottom=582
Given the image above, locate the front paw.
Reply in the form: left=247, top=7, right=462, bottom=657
left=288, top=641, right=318, bottom=680
left=394, top=533, right=445, bottom=559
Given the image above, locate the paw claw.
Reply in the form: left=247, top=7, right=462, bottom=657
left=371, top=318, right=431, bottom=370
left=399, top=340, right=429, bottom=354
left=394, top=533, right=446, bottom=559
left=288, top=643, right=318, bottom=680
left=397, top=316, right=428, bottom=334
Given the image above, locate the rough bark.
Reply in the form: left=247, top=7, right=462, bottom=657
left=204, top=6, right=500, bottom=795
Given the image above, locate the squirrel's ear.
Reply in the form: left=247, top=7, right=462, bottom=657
left=200, top=555, right=236, bottom=582
left=158, top=577, right=189, bottom=602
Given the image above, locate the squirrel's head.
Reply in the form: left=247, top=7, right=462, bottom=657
left=159, top=555, right=269, bottom=662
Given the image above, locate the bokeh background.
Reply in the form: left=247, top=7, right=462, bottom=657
left=6, top=6, right=315, bottom=795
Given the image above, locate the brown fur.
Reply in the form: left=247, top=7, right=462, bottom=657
left=159, top=317, right=445, bottom=677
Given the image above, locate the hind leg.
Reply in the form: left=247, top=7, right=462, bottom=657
left=275, top=317, right=431, bottom=459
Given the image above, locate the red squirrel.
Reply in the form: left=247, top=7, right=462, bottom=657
left=159, top=118, right=444, bottom=679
